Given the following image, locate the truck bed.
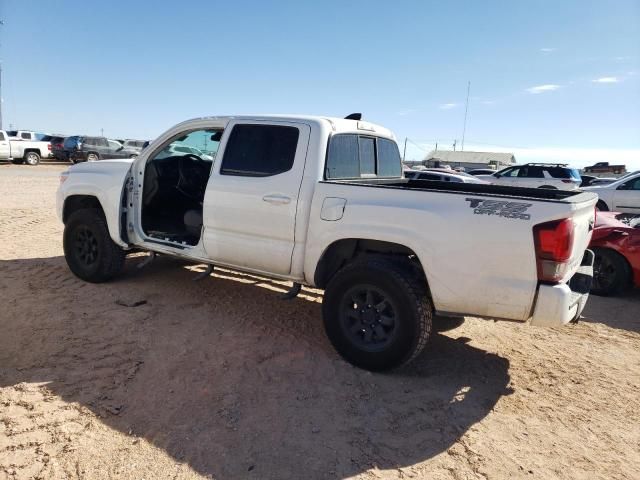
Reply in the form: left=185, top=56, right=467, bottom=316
left=322, top=178, right=586, bottom=203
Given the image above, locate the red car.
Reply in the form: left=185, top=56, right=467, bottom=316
left=589, top=212, right=640, bottom=295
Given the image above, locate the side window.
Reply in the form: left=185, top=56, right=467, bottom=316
left=220, top=124, right=299, bottom=177
left=84, top=138, right=95, bottom=146
left=326, top=135, right=402, bottom=179
left=502, top=168, right=519, bottom=177
left=21, top=132, right=31, bottom=139
left=520, top=167, right=544, bottom=178
left=0, top=132, right=5, bottom=141
left=619, top=178, right=640, bottom=191
left=418, top=173, right=441, bottom=180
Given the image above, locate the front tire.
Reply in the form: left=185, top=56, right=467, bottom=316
left=322, top=256, right=432, bottom=371
left=87, top=152, right=99, bottom=162
left=596, top=200, right=609, bottom=211
left=24, top=151, right=41, bottom=166
left=591, top=247, right=631, bottom=296
left=63, top=209, right=126, bottom=283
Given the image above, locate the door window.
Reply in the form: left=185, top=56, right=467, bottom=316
left=519, top=167, right=544, bottom=178
left=20, top=132, right=31, bottom=139
left=500, top=167, right=520, bottom=177
left=153, top=129, right=222, bottom=161
left=0, top=132, right=5, bottom=141
left=220, top=124, right=299, bottom=177
left=618, top=177, right=640, bottom=190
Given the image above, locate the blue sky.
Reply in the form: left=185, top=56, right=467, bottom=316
left=1, top=0, right=639, bottom=167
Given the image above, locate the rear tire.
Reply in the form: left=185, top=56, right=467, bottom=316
left=591, top=247, right=631, bottom=296
left=63, top=209, right=126, bottom=283
left=24, top=151, right=41, bottom=166
left=322, top=256, right=432, bottom=371
left=87, top=152, right=99, bottom=162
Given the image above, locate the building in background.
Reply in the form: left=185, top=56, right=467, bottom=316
left=418, top=150, right=516, bottom=171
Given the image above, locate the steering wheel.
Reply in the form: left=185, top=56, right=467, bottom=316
left=177, top=154, right=209, bottom=200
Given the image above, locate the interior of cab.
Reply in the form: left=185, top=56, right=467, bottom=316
left=141, top=129, right=223, bottom=246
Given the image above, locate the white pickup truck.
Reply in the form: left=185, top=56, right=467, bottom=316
left=57, top=115, right=598, bottom=371
left=0, top=129, right=51, bottom=165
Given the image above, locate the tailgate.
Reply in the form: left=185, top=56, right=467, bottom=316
left=564, top=194, right=597, bottom=281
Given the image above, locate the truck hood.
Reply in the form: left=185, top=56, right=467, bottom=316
left=67, top=158, right=134, bottom=176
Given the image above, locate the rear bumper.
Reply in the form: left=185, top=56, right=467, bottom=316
left=530, top=250, right=594, bottom=327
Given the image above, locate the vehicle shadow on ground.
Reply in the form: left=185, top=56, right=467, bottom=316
left=0, top=256, right=512, bottom=479
left=581, top=289, right=640, bottom=333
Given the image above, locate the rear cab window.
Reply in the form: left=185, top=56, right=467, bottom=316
left=325, top=134, right=402, bottom=179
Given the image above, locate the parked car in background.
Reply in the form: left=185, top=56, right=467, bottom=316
left=45, top=136, right=68, bottom=161
left=584, top=162, right=626, bottom=175
left=7, top=130, right=50, bottom=142
left=123, top=139, right=148, bottom=156
left=579, top=175, right=598, bottom=187
left=476, top=163, right=581, bottom=190
left=154, top=143, right=214, bottom=160
left=467, top=168, right=498, bottom=176
left=63, top=136, right=134, bottom=163
left=0, top=129, right=51, bottom=165
left=583, top=172, right=640, bottom=213
left=406, top=169, right=489, bottom=184
left=589, top=212, right=640, bottom=295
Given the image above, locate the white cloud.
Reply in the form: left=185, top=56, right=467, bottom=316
left=540, top=47, right=556, bottom=53
left=592, top=76, right=619, bottom=83
left=526, top=84, right=561, bottom=94
left=439, top=103, right=459, bottom=110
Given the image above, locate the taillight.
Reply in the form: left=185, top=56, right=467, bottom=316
left=533, top=218, right=574, bottom=282
left=48, top=144, right=52, bottom=150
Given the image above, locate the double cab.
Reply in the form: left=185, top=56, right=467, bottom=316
left=57, top=115, right=598, bottom=370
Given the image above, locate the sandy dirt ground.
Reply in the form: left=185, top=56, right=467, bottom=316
left=1, top=163, right=639, bottom=480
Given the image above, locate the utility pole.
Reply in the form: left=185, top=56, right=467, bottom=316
left=453, top=140, right=457, bottom=151
left=402, top=137, right=407, bottom=162
left=100, top=128, right=104, bottom=137
left=461, top=80, right=471, bottom=151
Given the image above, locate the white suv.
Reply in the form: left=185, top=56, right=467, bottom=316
left=477, top=163, right=582, bottom=190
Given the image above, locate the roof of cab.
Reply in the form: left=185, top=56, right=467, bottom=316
left=173, top=115, right=396, bottom=139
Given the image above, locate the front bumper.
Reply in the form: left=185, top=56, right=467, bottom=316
left=530, top=249, right=594, bottom=327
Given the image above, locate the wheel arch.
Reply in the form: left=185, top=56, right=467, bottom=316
left=313, top=238, right=431, bottom=293
left=62, top=194, right=129, bottom=248
left=592, top=245, right=633, bottom=283
left=63, top=195, right=105, bottom=224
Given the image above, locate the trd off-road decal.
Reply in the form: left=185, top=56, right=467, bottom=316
left=465, top=198, right=532, bottom=220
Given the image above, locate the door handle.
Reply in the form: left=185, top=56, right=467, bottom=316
left=262, top=194, right=291, bottom=205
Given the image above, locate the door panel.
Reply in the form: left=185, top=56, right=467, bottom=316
left=0, top=133, right=10, bottom=159
left=612, top=177, right=640, bottom=213
left=202, top=121, right=311, bottom=275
